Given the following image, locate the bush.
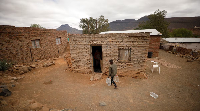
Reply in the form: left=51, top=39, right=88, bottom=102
left=170, top=28, right=193, bottom=37
left=0, top=59, right=12, bottom=71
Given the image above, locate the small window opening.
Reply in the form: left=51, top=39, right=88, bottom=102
left=56, top=37, right=61, bottom=45
left=118, top=47, right=131, bottom=62
left=31, top=39, right=40, bottom=48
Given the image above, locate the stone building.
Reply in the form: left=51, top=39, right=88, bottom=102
left=67, top=33, right=150, bottom=76
left=100, top=29, right=162, bottom=57
left=0, top=25, right=68, bottom=64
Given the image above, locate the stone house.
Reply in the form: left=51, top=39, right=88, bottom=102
left=67, top=33, right=150, bottom=75
left=100, top=29, right=162, bottom=57
left=0, top=25, right=68, bottom=64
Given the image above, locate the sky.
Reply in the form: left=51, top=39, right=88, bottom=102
left=0, top=0, right=199, bottom=30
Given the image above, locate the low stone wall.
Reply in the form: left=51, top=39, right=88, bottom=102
left=0, top=25, right=68, bottom=64
left=68, top=33, right=150, bottom=75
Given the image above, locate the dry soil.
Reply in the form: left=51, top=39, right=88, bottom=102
left=1, top=49, right=200, bottom=111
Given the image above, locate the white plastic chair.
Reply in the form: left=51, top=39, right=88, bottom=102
left=151, top=61, right=160, bottom=74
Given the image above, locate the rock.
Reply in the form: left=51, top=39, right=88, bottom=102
left=90, top=76, right=94, bottom=81
left=0, top=88, right=12, bottom=97
left=99, top=101, right=107, bottom=106
left=30, top=64, right=36, bottom=68
left=40, top=106, right=50, bottom=111
left=43, top=61, right=55, bottom=67
left=29, top=102, right=43, bottom=110
left=8, top=76, right=18, bottom=80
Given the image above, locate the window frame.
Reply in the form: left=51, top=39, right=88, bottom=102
left=31, top=39, right=41, bottom=48
left=118, top=47, right=131, bottom=63
left=56, top=37, right=61, bottom=45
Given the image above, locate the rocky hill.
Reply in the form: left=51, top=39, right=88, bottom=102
left=57, top=24, right=82, bottom=34
left=109, top=16, right=200, bottom=31
left=57, top=16, right=200, bottom=34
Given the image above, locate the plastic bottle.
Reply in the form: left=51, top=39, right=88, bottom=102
left=106, top=78, right=111, bottom=86
left=114, top=75, right=119, bottom=82
left=150, top=92, right=158, bottom=99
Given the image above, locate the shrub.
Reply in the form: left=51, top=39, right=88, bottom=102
left=170, top=28, right=193, bottom=37
left=0, top=59, right=12, bottom=71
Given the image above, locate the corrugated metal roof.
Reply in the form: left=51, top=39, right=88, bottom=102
left=162, top=38, right=200, bottom=43
left=100, top=29, right=162, bottom=35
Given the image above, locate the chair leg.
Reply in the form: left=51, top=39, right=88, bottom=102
left=159, top=67, right=160, bottom=74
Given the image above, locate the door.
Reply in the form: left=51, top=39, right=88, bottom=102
left=91, top=45, right=102, bottom=73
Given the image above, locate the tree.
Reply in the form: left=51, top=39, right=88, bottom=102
left=138, top=9, right=170, bottom=37
left=170, top=28, right=193, bottom=37
left=30, top=24, right=45, bottom=29
left=79, top=15, right=109, bottom=34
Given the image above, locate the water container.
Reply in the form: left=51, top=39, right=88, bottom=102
left=114, top=75, right=119, bottom=82
left=106, top=78, right=111, bottom=86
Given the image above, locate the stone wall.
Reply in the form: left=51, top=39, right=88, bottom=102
left=68, top=33, right=150, bottom=75
left=148, top=36, right=161, bottom=57
left=0, top=25, right=68, bottom=64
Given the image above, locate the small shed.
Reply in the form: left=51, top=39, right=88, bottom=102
left=100, top=29, right=162, bottom=57
left=162, top=38, right=200, bottom=51
left=67, top=33, right=150, bottom=75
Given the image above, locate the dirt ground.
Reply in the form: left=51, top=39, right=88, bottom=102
left=1, top=49, right=200, bottom=111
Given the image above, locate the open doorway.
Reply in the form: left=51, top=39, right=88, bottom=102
left=92, top=46, right=102, bottom=73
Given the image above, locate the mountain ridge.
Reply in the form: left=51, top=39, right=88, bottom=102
left=57, top=16, right=200, bottom=34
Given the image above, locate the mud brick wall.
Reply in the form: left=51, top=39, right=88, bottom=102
left=0, top=25, right=68, bottom=64
left=148, top=36, right=161, bottom=57
left=68, top=33, right=150, bottom=75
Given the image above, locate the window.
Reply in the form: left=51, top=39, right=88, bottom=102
left=118, top=47, right=131, bottom=62
left=56, top=37, right=61, bottom=45
left=31, top=39, right=40, bottom=48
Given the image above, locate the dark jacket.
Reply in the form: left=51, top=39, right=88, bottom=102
left=109, top=64, right=117, bottom=77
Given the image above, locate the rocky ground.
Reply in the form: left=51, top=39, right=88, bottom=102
left=0, top=49, right=200, bottom=111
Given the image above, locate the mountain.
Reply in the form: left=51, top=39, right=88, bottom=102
left=109, top=16, right=149, bottom=31
left=109, top=16, right=200, bottom=31
left=165, top=17, right=200, bottom=29
left=57, top=16, right=200, bottom=34
left=57, top=24, right=82, bottom=34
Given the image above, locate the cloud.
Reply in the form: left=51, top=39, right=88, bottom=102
left=0, top=0, right=199, bottom=29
